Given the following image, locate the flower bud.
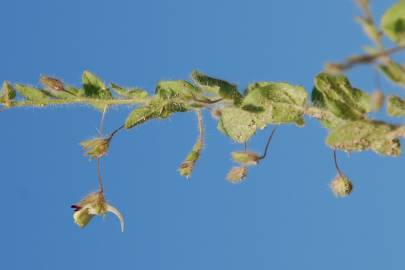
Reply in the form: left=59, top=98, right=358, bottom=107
left=40, top=76, right=65, bottom=91
left=71, top=191, right=124, bottom=232
left=330, top=175, right=353, bottom=197
left=81, top=137, right=110, bottom=159
left=231, top=151, right=260, bottom=166
left=226, top=166, right=248, bottom=184
left=178, top=140, right=202, bottom=178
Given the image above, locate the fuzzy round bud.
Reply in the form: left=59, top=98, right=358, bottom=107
left=330, top=175, right=353, bottom=197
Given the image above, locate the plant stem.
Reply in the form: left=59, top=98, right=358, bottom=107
left=333, top=150, right=344, bottom=177
left=259, top=127, right=278, bottom=160
left=196, top=110, right=204, bottom=145
left=6, top=97, right=148, bottom=109
left=97, top=158, right=104, bottom=193
left=326, top=45, right=405, bottom=72
left=192, top=97, right=224, bottom=105
left=97, top=106, right=108, bottom=193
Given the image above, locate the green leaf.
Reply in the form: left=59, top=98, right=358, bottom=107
left=82, top=71, right=112, bottom=99
left=381, top=0, right=405, bottom=44
left=326, top=120, right=401, bottom=156
left=191, top=70, right=242, bottom=104
left=379, top=60, right=405, bottom=87
left=110, top=83, right=148, bottom=99
left=65, top=86, right=83, bottom=97
left=387, top=95, right=405, bottom=116
left=125, top=98, right=189, bottom=129
left=312, top=73, right=372, bottom=122
left=155, top=80, right=200, bottom=100
left=0, top=81, right=16, bottom=105
left=217, top=107, right=268, bottom=143
left=242, top=82, right=307, bottom=126
left=124, top=107, right=155, bottom=129
left=15, top=84, right=49, bottom=101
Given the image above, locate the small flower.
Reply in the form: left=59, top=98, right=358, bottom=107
left=226, top=166, right=248, bottom=184
left=40, top=76, right=65, bottom=91
left=81, top=137, right=110, bottom=159
left=231, top=151, right=260, bottom=166
left=71, top=191, right=124, bottom=232
left=330, top=175, right=353, bottom=197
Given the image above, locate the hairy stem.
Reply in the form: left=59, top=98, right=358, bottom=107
left=326, top=45, right=405, bottom=73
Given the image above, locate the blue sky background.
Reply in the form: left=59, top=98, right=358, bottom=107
left=1, top=0, right=405, bottom=269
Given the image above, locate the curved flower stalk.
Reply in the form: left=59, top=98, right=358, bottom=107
left=227, top=127, right=277, bottom=183
left=71, top=191, right=125, bottom=232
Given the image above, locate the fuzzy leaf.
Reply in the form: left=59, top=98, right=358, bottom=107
left=0, top=81, right=16, bottom=105
left=110, top=83, right=148, bottom=99
left=326, top=120, right=401, bottom=156
left=82, top=71, right=112, bottom=99
left=125, top=106, right=156, bottom=129
left=312, top=73, right=372, bottom=122
left=379, top=60, right=405, bottom=87
left=242, top=82, right=307, bottom=125
left=191, top=70, right=242, bottom=104
left=381, top=0, right=405, bottom=44
left=218, top=108, right=268, bottom=143
left=387, top=95, right=405, bottom=116
left=15, top=84, right=49, bottom=101
left=156, top=80, right=200, bottom=100
left=125, top=98, right=188, bottom=129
